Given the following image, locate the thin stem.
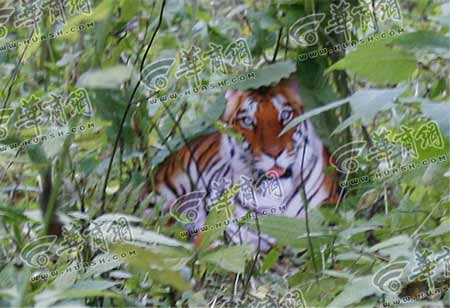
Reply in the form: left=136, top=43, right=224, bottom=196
left=160, top=101, right=207, bottom=190
left=300, top=136, right=320, bottom=283
left=1, top=29, right=35, bottom=123
left=241, top=211, right=261, bottom=299
left=272, top=27, right=283, bottom=63
left=284, top=26, right=290, bottom=60
left=101, top=0, right=166, bottom=213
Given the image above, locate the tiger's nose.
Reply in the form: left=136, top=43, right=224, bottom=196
left=264, top=146, right=283, bottom=158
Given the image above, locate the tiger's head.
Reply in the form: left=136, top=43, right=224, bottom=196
left=223, top=77, right=308, bottom=180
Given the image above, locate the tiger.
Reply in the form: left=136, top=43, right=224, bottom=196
left=142, top=76, right=338, bottom=251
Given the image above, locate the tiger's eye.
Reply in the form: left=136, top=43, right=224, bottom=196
left=281, top=110, right=292, bottom=122
left=241, top=116, right=253, bottom=127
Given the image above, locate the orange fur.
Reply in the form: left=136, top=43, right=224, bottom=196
left=144, top=77, right=340, bottom=246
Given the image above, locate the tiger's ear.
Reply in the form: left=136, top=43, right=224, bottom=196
left=222, top=90, right=243, bottom=122
left=278, top=75, right=303, bottom=109
left=283, top=75, right=300, bottom=94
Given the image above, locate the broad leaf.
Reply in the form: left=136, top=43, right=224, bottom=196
left=391, top=31, right=450, bottom=57
left=282, top=87, right=407, bottom=135
left=326, top=41, right=416, bottom=85
left=232, top=60, right=296, bottom=90
left=200, top=245, right=253, bottom=273
left=427, top=220, right=450, bottom=238
left=77, top=65, right=133, bottom=89
left=327, top=275, right=377, bottom=307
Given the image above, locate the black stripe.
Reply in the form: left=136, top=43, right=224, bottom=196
left=201, top=148, right=221, bottom=174
left=204, top=163, right=228, bottom=198
left=221, top=164, right=231, bottom=179
left=306, top=165, right=324, bottom=198
left=196, top=138, right=217, bottom=168
left=237, top=110, right=247, bottom=117
left=285, top=158, right=316, bottom=205
left=203, top=156, right=222, bottom=175
left=199, top=158, right=224, bottom=188
left=307, top=174, right=325, bottom=203
left=222, top=165, right=231, bottom=179
left=296, top=174, right=324, bottom=216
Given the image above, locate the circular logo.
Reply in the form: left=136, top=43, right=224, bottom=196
left=0, top=27, right=7, bottom=39
left=0, top=127, right=8, bottom=140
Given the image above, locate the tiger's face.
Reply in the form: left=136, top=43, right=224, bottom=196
left=223, top=78, right=306, bottom=180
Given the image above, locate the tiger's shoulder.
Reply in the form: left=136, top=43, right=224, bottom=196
left=155, top=132, right=222, bottom=182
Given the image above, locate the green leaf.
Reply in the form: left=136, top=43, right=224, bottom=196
left=391, top=31, right=450, bottom=57
left=109, top=243, right=192, bottom=292
left=200, top=245, right=253, bottom=273
left=82, top=254, right=123, bottom=279
left=420, top=102, right=450, bottom=138
left=400, top=97, right=450, bottom=137
left=232, top=60, right=296, bottom=90
left=339, top=224, right=383, bottom=240
left=261, top=248, right=281, bottom=273
left=71, top=280, right=118, bottom=291
left=348, top=86, right=408, bottom=124
left=214, top=121, right=243, bottom=144
left=282, top=86, right=407, bottom=135
left=248, top=214, right=326, bottom=248
left=119, top=0, right=138, bottom=21
left=0, top=206, right=28, bottom=223
left=35, top=280, right=119, bottom=307
left=77, top=65, right=133, bottom=89
left=326, top=42, right=417, bottom=85
left=147, top=269, right=192, bottom=292
left=368, top=235, right=413, bottom=259
left=427, top=220, right=450, bottom=238
left=327, top=275, right=377, bottom=307
left=197, top=185, right=239, bottom=251
left=126, top=226, right=192, bottom=249
left=35, top=289, right=120, bottom=307
left=27, top=145, right=49, bottom=167
left=281, top=97, right=350, bottom=135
